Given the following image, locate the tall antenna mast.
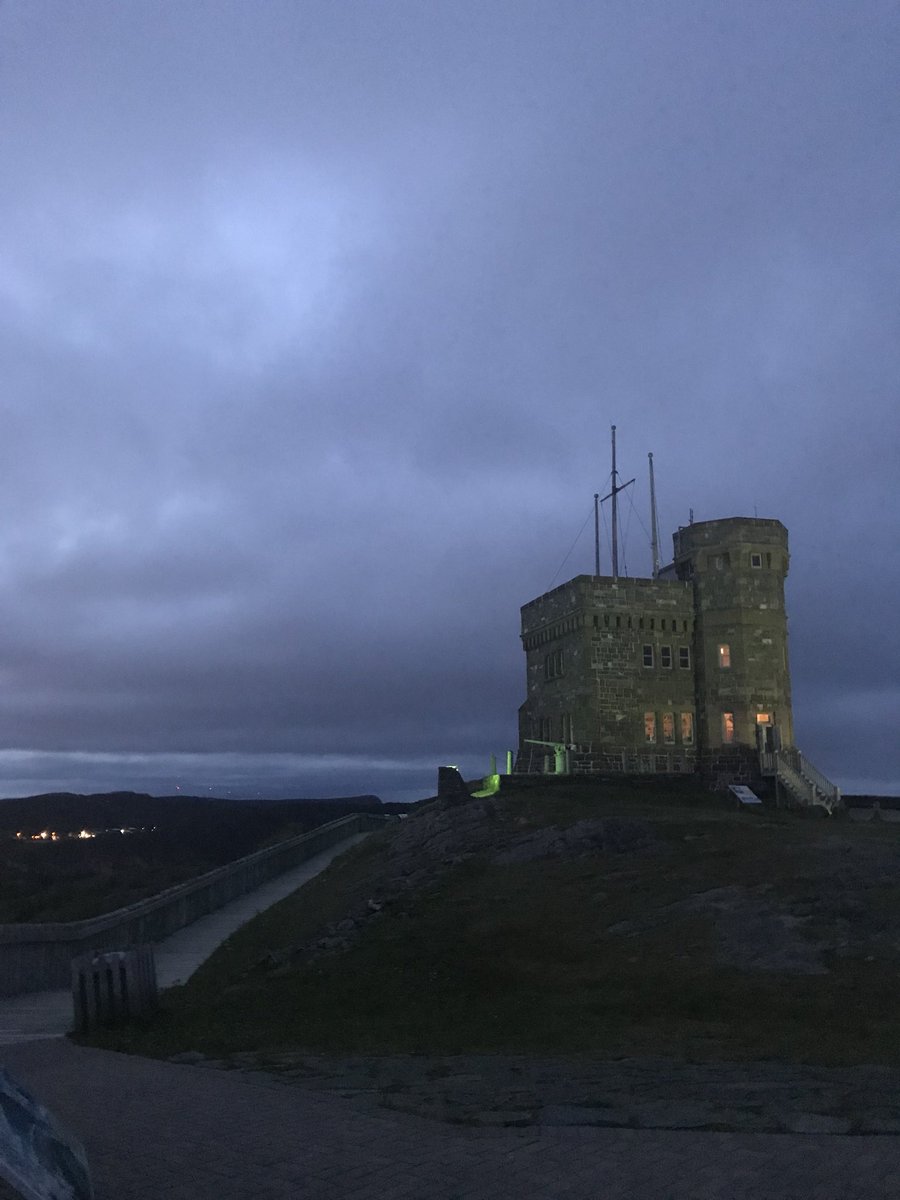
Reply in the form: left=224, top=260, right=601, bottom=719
left=649, top=452, right=661, bottom=579
left=599, top=425, right=635, bottom=580
left=611, top=425, right=619, bottom=579
left=593, top=493, right=600, bottom=575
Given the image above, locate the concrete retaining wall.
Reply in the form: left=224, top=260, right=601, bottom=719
left=0, top=812, right=389, bottom=997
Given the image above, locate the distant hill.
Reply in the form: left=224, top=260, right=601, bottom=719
left=0, top=791, right=382, bottom=834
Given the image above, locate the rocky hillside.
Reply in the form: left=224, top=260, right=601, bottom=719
left=89, top=778, right=900, bottom=1069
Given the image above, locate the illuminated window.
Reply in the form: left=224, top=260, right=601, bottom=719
left=750, top=553, right=762, bottom=568
left=644, top=712, right=657, bottom=744
left=755, top=713, right=770, bottom=725
left=718, top=643, right=731, bottom=669
left=642, top=644, right=654, bottom=668
left=722, top=712, right=735, bottom=743
left=679, top=646, right=691, bottom=669
left=661, top=645, right=672, bottom=669
left=681, top=713, right=694, bottom=744
left=662, top=712, right=675, bottom=744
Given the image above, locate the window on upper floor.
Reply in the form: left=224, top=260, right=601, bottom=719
left=718, top=643, right=731, bottom=668
left=679, top=646, right=691, bottom=669
left=662, top=712, right=675, bottom=744
left=722, top=711, right=735, bottom=743
left=642, top=644, right=654, bottom=668
left=544, top=649, right=565, bottom=679
left=750, top=552, right=763, bottom=568
left=644, top=712, right=656, bottom=744
left=661, top=645, right=672, bottom=669
left=681, top=712, right=695, bottom=744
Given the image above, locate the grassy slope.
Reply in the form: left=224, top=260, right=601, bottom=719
left=83, top=782, right=900, bottom=1066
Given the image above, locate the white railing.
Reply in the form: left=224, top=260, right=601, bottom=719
left=759, top=746, right=841, bottom=813
left=798, top=752, right=841, bottom=807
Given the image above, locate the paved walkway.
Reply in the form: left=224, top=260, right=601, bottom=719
left=4, top=1038, right=900, bottom=1200
left=0, top=833, right=369, bottom=1045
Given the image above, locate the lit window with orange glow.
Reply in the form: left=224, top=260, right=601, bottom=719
left=644, top=712, right=656, bottom=744
left=662, top=712, right=675, bottom=743
left=681, top=713, right=694, bottom=744
left=717, top=643, right=731, bottom=668
left=722, top=712, right=735, bottom=743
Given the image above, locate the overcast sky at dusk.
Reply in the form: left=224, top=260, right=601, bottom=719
left=0, top=1, right=897, bottom=802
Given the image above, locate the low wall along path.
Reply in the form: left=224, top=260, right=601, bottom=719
left=0, top=812, right=389, bottom=997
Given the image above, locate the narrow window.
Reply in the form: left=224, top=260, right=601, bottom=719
left=660, top=619, right=666, bottom=631
left=644, top=712, right=657, bottom=744
left=718, top=643, right=731, bottom=669
left=642, top=644, right=654, bottom=668
left=604, top=614, right=609, bottom=627
left=750, top=553, right=762, bottom=568
left=616, top=615, right=621, bottom=628
left=679, top=646, right=691, bottom=669
left=544, top=650, right=564, bottom=679
left=638, top=617, right=644, bottom=630
left=662, top=712, right=675, bottom=744
left=661, top=645, right=672, bottom=668
left=722, top=712, right=735, bottom=744
left=681, top=713, right=694, bottom=745
left=650, top=618, right=655, bottom=631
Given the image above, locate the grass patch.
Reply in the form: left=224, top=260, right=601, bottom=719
left=80, top=783, right=900, bottom=1066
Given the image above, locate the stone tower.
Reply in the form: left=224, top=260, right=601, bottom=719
left=672, top=517, right=794, bottom=757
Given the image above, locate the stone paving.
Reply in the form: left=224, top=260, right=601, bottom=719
left=205, top=1050, right=900, bottom=1136
left=5, top=1038, right=900, bottom=1199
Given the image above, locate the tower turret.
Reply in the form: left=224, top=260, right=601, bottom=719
left=673, top=517, right=793, bottom=755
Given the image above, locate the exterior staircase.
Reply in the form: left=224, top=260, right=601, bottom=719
left=759, top=746, right=842, bottom=813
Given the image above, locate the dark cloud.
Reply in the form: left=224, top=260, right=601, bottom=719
left=0, top=0, right=896, bottom=799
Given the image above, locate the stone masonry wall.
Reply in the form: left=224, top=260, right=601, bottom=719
left=673, top=519, right=793, bottom=752
left=518, top=574, right=698, bottom=766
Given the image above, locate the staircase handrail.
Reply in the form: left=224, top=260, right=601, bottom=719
left=796, top=751, right=841, bottom=805
left=776, top=755, right=818, bottom=808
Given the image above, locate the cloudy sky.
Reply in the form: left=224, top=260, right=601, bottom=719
left=0, top=0, right=897, bottom=802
